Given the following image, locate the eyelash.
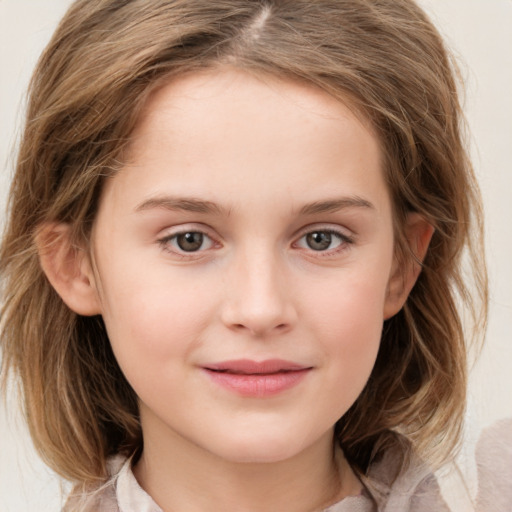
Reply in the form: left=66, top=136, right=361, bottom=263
left=157, top=229, right=217, bottom=259
left=157, top=226, right=354, bottom=259
left=294, top=228, right=354, bottom=257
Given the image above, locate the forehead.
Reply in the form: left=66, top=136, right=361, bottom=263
left=102, top=67, right=390, bottom=219
left=132, top=67, right=377, bottom=154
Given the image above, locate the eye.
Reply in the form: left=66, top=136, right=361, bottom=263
left=160, top=231, right=215, bottom=253
left=295, top=229, right=351, bottom=252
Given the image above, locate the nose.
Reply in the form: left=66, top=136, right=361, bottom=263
left=220, top=247, right=298, bottom=337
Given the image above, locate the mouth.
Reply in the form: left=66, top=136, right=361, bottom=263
left=204, top=359, right=309, bottom=374
left=202, top=359, right=312, bottom=397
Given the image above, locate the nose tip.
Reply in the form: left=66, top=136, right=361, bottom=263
left=228, top=313, right=293, bottom=337
left=222, top=294, right=296, bottom=336
left=220, top=260, right=297, bottom=337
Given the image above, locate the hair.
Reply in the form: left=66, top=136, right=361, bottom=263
left=1, top=0, right=487, bottom=491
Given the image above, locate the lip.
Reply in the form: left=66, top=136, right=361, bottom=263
left=202, top=359, right=312, bottom=397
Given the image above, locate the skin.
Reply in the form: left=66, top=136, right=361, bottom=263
left=40, top=68, right=431, bottom=512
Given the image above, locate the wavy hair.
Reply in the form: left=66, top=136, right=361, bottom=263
left=1, top=0, right=487, bottom=488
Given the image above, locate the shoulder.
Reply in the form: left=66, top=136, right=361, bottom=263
left=63, top=455, right=162, bottom=512
left=475, top=418, right=512, bottom=512
left=361, top=439, right=450, bottom=512
left=62, top=457, right=124, bottom=512
left=63, top=483, right=119, bottom=512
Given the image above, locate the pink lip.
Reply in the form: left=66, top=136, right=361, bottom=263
left=202, top=359, right=312, bottom=397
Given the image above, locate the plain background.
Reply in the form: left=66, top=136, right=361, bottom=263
left=1, top=1, right=511, bottom=510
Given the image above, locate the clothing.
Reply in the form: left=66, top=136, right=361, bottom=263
left=474, top=418, right=512, bottom=512
left=64, top=441, right=449, bottom=512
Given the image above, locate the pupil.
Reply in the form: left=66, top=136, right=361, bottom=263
left=177, top=232, right=203, bottom=252
left=307, top=232, right=331, bottom=251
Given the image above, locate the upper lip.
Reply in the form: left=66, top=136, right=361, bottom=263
left=203, top=359, right=311, bottom=374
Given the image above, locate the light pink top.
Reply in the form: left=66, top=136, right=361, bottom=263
left=66, top=441, right=450, bottom=512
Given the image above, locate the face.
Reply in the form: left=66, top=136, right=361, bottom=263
left=89, top=68, right=401, bottom=464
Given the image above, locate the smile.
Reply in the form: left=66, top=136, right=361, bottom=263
left=202, top=359, right=312, bottom=397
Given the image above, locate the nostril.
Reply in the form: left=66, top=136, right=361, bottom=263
left=220, top=285, right=298, bottom=335
left=229, top=321, right=290, bottom=336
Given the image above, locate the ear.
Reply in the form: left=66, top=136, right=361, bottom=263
left=35, top=223, right=102, bottom=316
left=383, top=213, right=434, bottom=320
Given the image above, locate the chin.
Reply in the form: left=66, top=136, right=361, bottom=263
left=209, top=432, right=314, bottom=464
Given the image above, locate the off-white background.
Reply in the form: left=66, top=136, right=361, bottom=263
left=1, top=1, right=511, bottom=510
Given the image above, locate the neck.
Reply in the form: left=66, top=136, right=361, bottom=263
left=133, top=423, right=362, bottom=512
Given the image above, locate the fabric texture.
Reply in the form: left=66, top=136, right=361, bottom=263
left=64, top=440, right=449, bottom=512
left=474, top=418, right=512, bottom=512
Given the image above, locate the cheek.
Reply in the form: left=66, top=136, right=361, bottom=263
left=304, top=265, right=388, bottom=337
left=302, top=270, right=388, bottom=401
left=97, top=269, right=216, bottom=377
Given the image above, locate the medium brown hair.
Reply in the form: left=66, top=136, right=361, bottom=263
left=1, top=0, right=487, bottom=488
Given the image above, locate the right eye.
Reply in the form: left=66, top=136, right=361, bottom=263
left=159, top=231, right=216, bottom=254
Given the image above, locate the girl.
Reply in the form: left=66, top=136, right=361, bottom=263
left=0, top=1, right=488, bottom=511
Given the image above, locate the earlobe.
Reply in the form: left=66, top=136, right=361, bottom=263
left=36, top=223, right=102, bottom=316
left=383, top=213, right=434, bottom=319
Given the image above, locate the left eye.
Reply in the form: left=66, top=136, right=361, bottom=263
left=164, top=231, right=215, bottom=253
left=296, top=230, right=345, bottom=251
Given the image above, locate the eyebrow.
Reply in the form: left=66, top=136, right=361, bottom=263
left=299, top=196, right=375, bottom=215
left=135, top=196, right=226, bottom=215
left=135, top=195, right=374, bottom=216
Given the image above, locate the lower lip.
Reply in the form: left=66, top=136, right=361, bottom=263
left=203, top=369, right=311, bottom=397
